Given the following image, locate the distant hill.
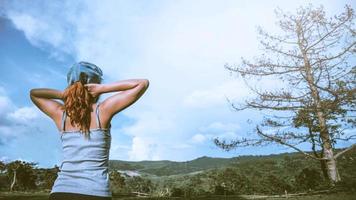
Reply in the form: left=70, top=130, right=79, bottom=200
left=108, top=150, right=340, bottom=176
left=109, top=156, right=234, bottom=176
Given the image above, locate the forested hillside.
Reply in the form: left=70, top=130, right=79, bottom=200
left=1, top=148, right=355, bottom=197
left=108, top=148, right=356, bottom=196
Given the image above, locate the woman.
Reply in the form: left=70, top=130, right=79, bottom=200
left=30, top=61, right=149, bottom=200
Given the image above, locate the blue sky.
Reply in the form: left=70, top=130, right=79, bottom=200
left=0, top=0, right=354, bottom=168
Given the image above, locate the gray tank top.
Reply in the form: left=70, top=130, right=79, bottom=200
left=50, top=102, right=112, bottom=197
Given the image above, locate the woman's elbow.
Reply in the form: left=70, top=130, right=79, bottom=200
left=141, top=79, right=149, bottom=88
left=29, top=89, right=37, bottom=102
left=30, top=89, right=36, bottom=97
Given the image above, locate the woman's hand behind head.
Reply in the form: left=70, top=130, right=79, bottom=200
left=84, top=83, right=103, bottom=98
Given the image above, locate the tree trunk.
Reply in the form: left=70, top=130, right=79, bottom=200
left=320, top=159, right=329, bottom=180
left=10, top=170, right=16, bottom=192
left=322, top=146, right=341, bottom=184
left=316, top=101, right=340, bottom=183
left=298, top=34, right=341, bottom=184
left=307, top=65, right=341, bottom=184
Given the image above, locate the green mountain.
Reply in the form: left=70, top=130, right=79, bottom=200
left=109, top=156, right=235, bottom=176
left=108, top=150, right=340, bottom=176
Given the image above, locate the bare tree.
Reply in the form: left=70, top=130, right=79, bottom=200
left=6, top=161, right=21, bottom=191
left=215, top=4, right=355, bottom=184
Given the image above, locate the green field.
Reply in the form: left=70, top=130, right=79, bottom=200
left=0, top=192, right=355, bottom=200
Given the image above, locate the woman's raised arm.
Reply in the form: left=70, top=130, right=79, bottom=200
left=29, top=88, right=64, bottom=120
left=85, top=79, right=149, bottom=120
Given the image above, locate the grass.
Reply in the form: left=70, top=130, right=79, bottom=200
left=0, top=192, right=355, bottom=200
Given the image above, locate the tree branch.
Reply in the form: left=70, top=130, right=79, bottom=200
left=256, top=126, right=325, bottom=160
left=334, top=144, right=356, bottom=159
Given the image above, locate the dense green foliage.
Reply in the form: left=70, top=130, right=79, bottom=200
left=107, top=148, right=356, bottom=197
left=0, top=148, right=355, bottom=198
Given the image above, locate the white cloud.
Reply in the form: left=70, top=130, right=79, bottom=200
left=8, top=12, right=71, bottom=57
left=0, top=90, right=62, bottom=167
left=4, top=1, right=86, bottom=60
left=0, top=87, right=15, bottom=111
left=119, top=111, right=178, bottom=160
left=0, top=88, right=16, bottom=126
left=7, top=106, right=39, bottom=124
left=183, top=76, right=286, bottom=109
left=191, top=134, right=207, bottom=144
left=0, top=96, right=14, bottom=116
left=200, top=121, right=240, bottom=134
left=10, top=14, right=46, bottom=44
left=172, top=143, right=192, bottom=149
left=120, top=111, right=176, bottom=137
left=183, top=79, right=251, bottom=108
left=0, top=88, right=44, bottom=145
left=128, top=136, right=160, bottom=161
left=187, top=121, right=242, bottom=146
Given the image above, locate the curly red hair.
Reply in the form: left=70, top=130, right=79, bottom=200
left=62, top=75, right=98, bottom=139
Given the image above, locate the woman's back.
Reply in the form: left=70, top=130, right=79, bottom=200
left=50, top=102, right=112, bottom=197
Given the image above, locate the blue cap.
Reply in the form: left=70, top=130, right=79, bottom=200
left=67, top=61, right=103, bottom=86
